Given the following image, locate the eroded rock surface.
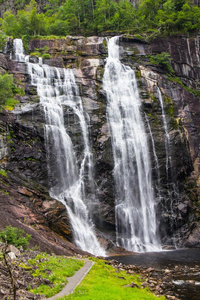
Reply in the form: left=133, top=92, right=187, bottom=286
left=0, top=34, right=199, bottom=251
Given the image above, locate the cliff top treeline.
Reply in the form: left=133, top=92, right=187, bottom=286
left=0, top=0, right=200, bottom=45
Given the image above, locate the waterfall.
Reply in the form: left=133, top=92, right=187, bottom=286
left=145, top=114, right=161, bottom=199
left=157, top=88, right=171, bottom=179
left=13, top=38, right=106, bottom=256
left=157, top=87, right=180, bottom=245
left=103, top=36, right=161, bottom=252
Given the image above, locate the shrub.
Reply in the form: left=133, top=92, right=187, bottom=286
left=148, top=52, right=174, bottom=73
left=42, top=53, right=51, bottom=59
left=0, top=226, right=31, bottom=249
left=0, top=73, right=24, bottom=110
left=0, top=30, right=7, bottom=50
left=0, top=73, right=14, bottom=105
left=30, top=51, right=41, bottom=57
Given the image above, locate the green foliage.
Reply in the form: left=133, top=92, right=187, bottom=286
left=26, top=253, right=84, bottom=297
left=30, top=51, right=41, bottom=56
left=0, top=226, right=31, bottom=249
left=0, top=73, right=14, bottom=105
left=0, top=169, right=7, bottom=177
left=0, top=188, right=9, bottom=195
left=58, top=258, right=165, bottom=300
left=12, top=84, right=25, bottom=96
left=138, top=0, right=200, bottom=35
left=1, top=11, right=19, bottom=37
left=22, top=34, right=32, bottom=52
left=0, top=73, right=24, bottom=110
left=42, top=53, right=51, bottom=59
left=4, top=98, right=20, bottom=111
left=0, top=30, right=7, bottom=50
left=0, top=0, right=200, bottom=37
left=149, top=52, right=174, bottom=73
left=30, top=46, right=51, bottom=59
left=167, top=75, right=200, bottom=98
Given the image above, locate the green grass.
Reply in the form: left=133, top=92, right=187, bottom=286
left=23, top=253, right=84, bottom=298
left=33, top=35, right=66, bottom=40
left=58, top=258, right=165, bottom=300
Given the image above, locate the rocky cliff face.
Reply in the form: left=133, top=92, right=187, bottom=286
left=0, top=34, right=199, bottom=253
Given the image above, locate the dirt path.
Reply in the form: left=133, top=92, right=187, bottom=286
left=42, top=259, right=94, bottom=300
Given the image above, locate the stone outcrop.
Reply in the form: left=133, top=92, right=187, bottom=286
left=0, top=34, right=200, bottom=251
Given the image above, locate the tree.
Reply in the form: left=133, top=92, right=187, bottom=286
left=0, top=30, right=7, bottom=50
left=1, top=11, right=18, bottom=37
left=149, top=52, right=174, bottom=73
left=48, top=19, right=70, bottom=35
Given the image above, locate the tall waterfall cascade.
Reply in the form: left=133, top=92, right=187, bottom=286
left=103, top=36, right=161, bottom=252
left=13, top=39, right=106, bottom=256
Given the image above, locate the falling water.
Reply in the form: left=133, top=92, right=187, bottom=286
left=157, top=87, right=180, bottom=245
left=103, top=36, right=161, bottom=252
left=157, top=88, right=171, bottom=178
left=145, top=114, right=161, bottom=199
left=13, top=38, right=105, bottom=256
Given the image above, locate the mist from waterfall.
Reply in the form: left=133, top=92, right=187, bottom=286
left=103, top=36, right=161, bottom=252
left=13, top=38, right=106, bottom=256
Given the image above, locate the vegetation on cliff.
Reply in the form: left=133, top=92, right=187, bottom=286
left=0, top=73, right=24, bottom=110
left=0, top=0, right=199, bottom=45
left=0, top=225, right=31, bottom=249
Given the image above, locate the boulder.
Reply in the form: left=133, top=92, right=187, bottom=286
left=7, top=245, right=21, bottom=257
left=7, top=252, right=16, bottom=260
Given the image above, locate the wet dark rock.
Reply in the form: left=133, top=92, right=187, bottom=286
left=184, top=224, right=200, bottom=247
left=0, top=34, right=199, bottom=251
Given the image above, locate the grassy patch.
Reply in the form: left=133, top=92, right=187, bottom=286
left=25, top=253, right=84, bottom=298
left=58, top=258, right=165, bottom=300
left=33, top=35, right=66, bottom=40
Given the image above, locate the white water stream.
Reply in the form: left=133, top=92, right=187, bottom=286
left=157, top=88, right=171, bottom=178
left=13, top=39, right=105, bottom=256
left=103, top=37, right=161, bottom=252
left=145, top=114, right=161, bottom=199
left=157, top=87, right=180, bottom=244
